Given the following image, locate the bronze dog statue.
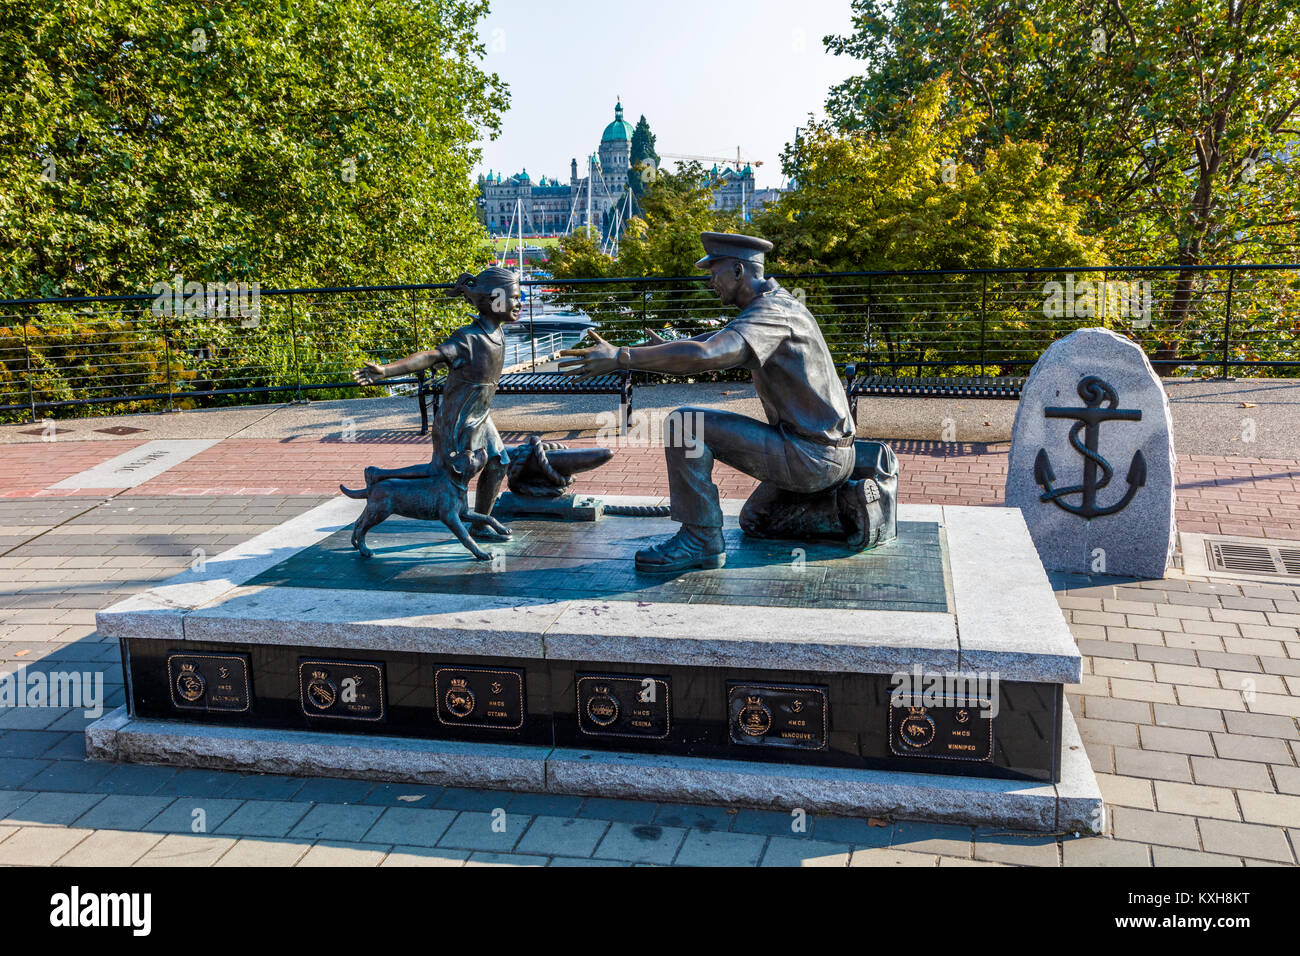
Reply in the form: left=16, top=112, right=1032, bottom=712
left=340, top=448, right=511, bottom=560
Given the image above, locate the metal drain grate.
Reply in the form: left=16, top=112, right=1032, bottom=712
left=1207, top=539, right=1300, bottom=578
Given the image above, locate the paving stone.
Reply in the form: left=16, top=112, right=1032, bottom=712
left=85, top=764, right=178, bottom=796
left=1191, top=756, right=1276, bottom=792
left=288, top=803, right=385, bottom=842
left=1198, top=819, right=1294, bottom=863
left=673, top=829, right=767, bottom=867
left=433, top=788, right=516, bottom=812
left=1150, top=846, right=1242, bottom=866
left=437, top=811, right=532, bottom=853
left=464, top=851, right=547, bottom=867
left=214, top=800, right=311, bottom=838
left=222, top=774, right=307, bottom=801
left=144, top=797, right=243, bottom=834
left=0, top=791, right=103, bottom=827
left=214, top=838, right=312, bottom=867
left=547, top=856, right=625, bottom=867
left=1084, top=697, right=1152, bottom=724
left=361, top=783, right=445, bottom=808
left=1077, top=717, right=1140, bottom=747
left=290, top=777, right=376, bottom=805
left=1273, top=765, right=1300, bottom=795
left=1236, top=791, right=1300, bottom=828
left=1095, top=773, right=1154, bottom=810
left=1138, top=725, right=1216, bottom=756
left=516, top=816, right=609, bottom=858
left=972, top=829, right=1060, bottom=866
left=732, top=808, right=817, bottom=838
left=849, top=848, right=938, bottom=866
left=1175, top=686, right=1248, bottom=711
left=296, top=840, right=388, bottom=867
left=760, top=837, right=851, bottom=867
left=1137, top=645, right=1199, bottom=666
left=891, top=821, right=974, bottom=857
left=0, top=826, right=91, bottom=865
left=361, top=807, right=458, bottom=848
left=24, top=760, right=114, bottom=792
left=1115, top=747, right=1193, bottom=783
left=153, top=768, right=241, bottom=798
left=1153, top=781, right=1240, bottom=820
left=54, top=829, right=162, bottom=866
left=652, top=803, right=736, bottom=831
left=135, top=833, right=237, bottom=866
left=594, top=822, right=686, bottom=864
left=72, top=794, right=173, bottom=830
left=1212, top=732, right=1294, bottom=764
left=1061, top=836, right=1151, bottom=866
left=577, top=797, right=658, bottom=824
left=1111, top=807, right=1200, bottom=849
left=379, top=846, right=470, bottom=867
left=503, top=793, right=584, bottom=817
left=1152, top=703, right=1225, bottom=732
left=812, top=816, right=893, bottom=847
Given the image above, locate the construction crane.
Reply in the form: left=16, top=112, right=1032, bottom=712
left=655, top=149, right=764, bottom=221
left=656, top=148, right=763, bottom=170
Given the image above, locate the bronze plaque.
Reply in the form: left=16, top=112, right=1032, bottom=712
left=576, top=673, right=670, bottom=739
left=888, top=701, right=993, bottom=761
left=166, top=653, right=251, bottom=712
left=435, top=666, right=525, bottom=730
left=727, top=682, right=828, bottom=751
left=298, top=659, right=385, bottom=721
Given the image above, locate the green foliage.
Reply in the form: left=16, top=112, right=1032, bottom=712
left=821, top=0, right=1300, bottom=368
left=754, top=79, right=1102, bottom=374
left=0, top=0, right=507, bottom=299
left=0, top=0, right=506, bottom=415
left=627, top=114, right=659, bottom=203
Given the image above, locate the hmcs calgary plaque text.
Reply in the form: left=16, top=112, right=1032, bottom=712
left=298, top=659, right=385, bottom=721
left=576, top=674, right=670, bottom=739
left=166, top=653, right=251, bottom=712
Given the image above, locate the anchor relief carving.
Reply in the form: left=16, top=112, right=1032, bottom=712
left=1033, top=375, right=1147, bottom=519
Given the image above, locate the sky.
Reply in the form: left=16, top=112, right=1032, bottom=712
left=472, top=0, right=861, bottom=191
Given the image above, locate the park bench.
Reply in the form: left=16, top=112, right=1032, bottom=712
left=842, top=364, right=1025, bottom=418
left=412, top=368, right=633, bottom=436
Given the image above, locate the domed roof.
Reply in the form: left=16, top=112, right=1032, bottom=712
left=601, top=101, right=633, bottom=143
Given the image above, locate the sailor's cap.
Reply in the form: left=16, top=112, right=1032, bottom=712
left=694, top=232, right=773, bottom=270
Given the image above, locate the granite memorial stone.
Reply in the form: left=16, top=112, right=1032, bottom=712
left=1006, top=327, right=1176, bottom=578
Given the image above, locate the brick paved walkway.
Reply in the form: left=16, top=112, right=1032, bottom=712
left=0, top=434, right=1297, bottom=865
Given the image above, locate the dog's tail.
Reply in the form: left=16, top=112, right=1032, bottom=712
left=339, top=483, right=369, bottom=498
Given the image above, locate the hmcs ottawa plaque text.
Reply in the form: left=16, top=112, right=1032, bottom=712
left=435, top=666, right=525, bottom=730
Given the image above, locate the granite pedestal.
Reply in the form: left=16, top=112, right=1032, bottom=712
left=88, top=495, right=1100, bottom=831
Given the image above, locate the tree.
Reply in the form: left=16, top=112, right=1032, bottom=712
left=0, top=0, right=508, bottom=299
left=754, top=80, right=1104, bottom=374
left=627, top=114, right=660, bottom=206
left=822, top=0, right=1300, bottom=364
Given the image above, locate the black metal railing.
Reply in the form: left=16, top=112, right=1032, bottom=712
left=1, top=264, right=1296, bottom=421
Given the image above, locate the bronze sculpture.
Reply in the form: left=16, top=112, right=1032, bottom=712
left=344, top=267, right=518, bottom=555
left=560, top=232, right=897, bottom=573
